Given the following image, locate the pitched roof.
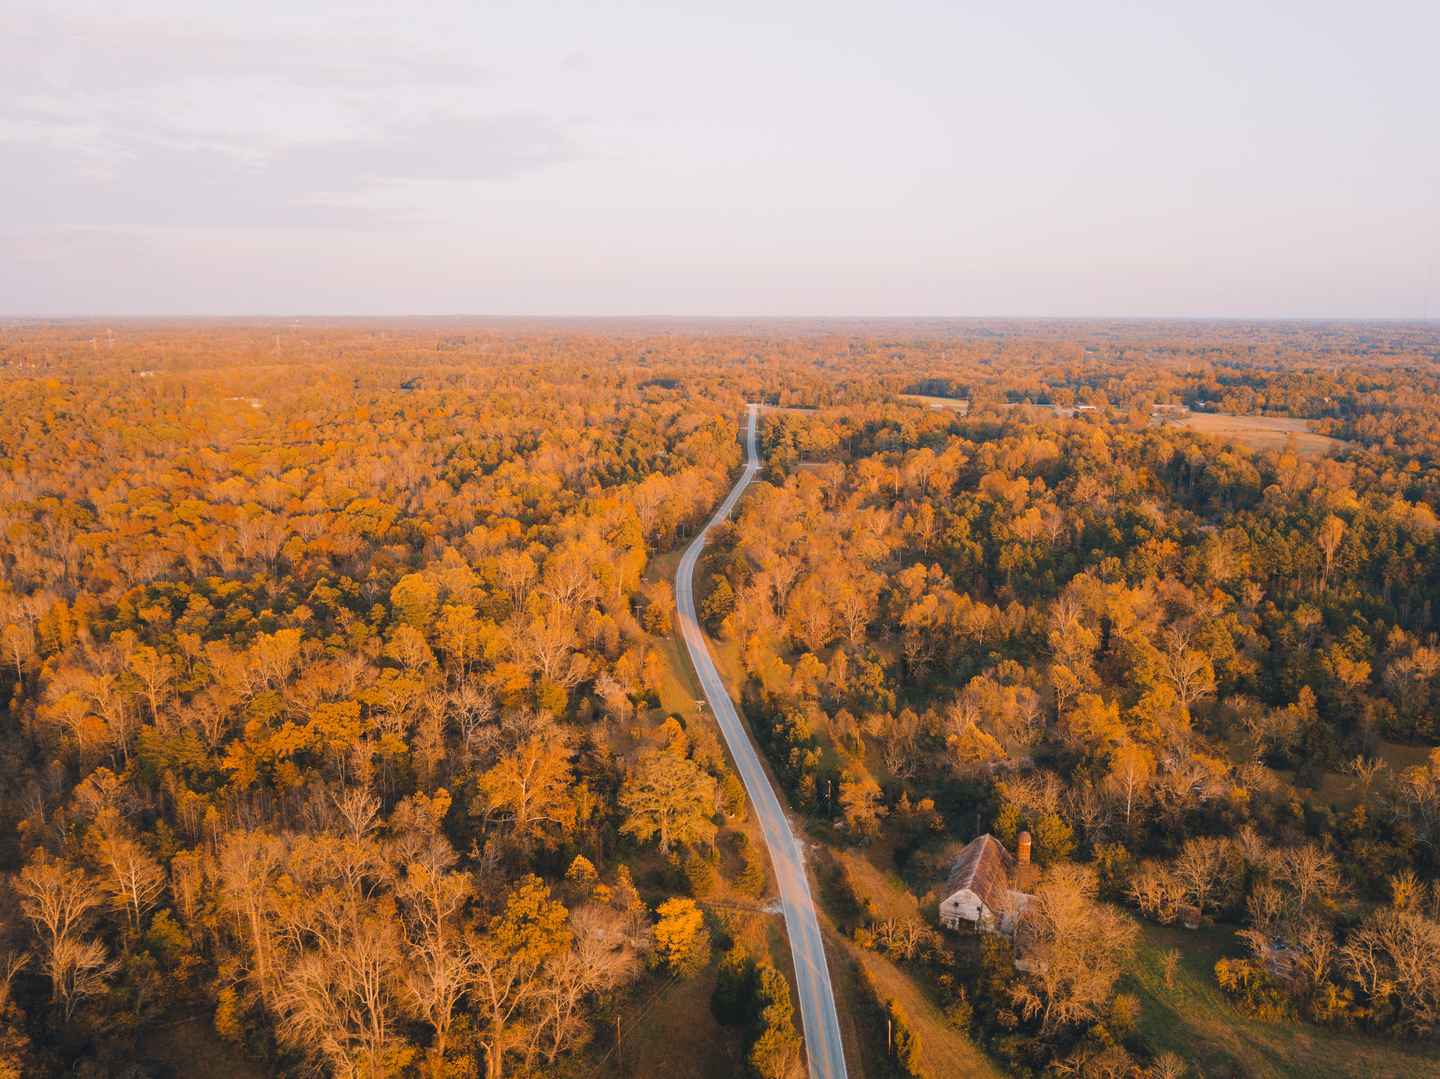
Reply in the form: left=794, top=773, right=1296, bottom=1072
left=944, top=834, right=1016, bottom=914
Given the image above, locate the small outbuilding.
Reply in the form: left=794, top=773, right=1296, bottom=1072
left=938, top=831, right=1037, bottom=935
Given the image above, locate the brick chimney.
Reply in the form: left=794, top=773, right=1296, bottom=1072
left=1017, top=830, right=1032, bottom=868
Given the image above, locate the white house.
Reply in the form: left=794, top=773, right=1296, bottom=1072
left=938, top=832, right=1035, bottom=935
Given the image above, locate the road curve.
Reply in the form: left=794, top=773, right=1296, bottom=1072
left=675, top=403, right=848, bottom=1079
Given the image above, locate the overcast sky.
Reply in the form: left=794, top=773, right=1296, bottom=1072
left=2, top=0, right=1436, bottom=317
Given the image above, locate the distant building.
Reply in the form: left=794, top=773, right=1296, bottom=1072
left=938, top=832, right=1037, bottom=935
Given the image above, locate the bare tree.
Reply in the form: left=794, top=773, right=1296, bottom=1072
left=515, top=601, right=585, bottom=687
left=1275, top=844, right=1342, bottom=916
left=91, top=817, right=166, bottom=935
left=15, top=854, right=115, bottom=1020
left=1158, top=627, right=1216, bottom=711
left=397, top=837, right=475, bottom=1073
left=1127, top=862, right=1186, bottom=925
left=495, top=550, right=537, bottom=615
left=271, top=900, right=405, bottom=1076
left=125, top=645, right=175, bottom=726
left=834, top=575, right=878, bottom=645
left=877, top=708, right=922, bottom=780
left=1348, top=755, right=1388, bottom=803
left=331, top=785, right=382, bottom=844
left=217, top=830, right=286, bottom=995
left=179, top=687, right=239, bottom=749
left=1011, top=864, right=1138, bottom=1036
left=451, top=680, right=499, bottom=767
left=47, top=937, right=116, bottom=1023
left=1339, top=908, right=1440, bottom=1034
left=1150, top=1051, right=1188, bottom=1079
left=873, top=918, right=933, bottom=962
left=1, top=621, right=35, bottom=682
left=536, top=904, right=640, bottom=1065
left=1172, top=836, right=1235, bottom=919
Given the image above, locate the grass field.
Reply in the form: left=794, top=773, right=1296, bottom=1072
left=837, top=847, right=921, bottom=923
left=850, top=942, right=1006, bottom=1079
left=898, top=393, right=971, bottom=412
left=758, top=403, right=823, bottom=414
left=1260, top=739, right=1437, bottom=811
left=1165, top=412, right=1347, bottom=457
left=617, top=960, right=747, bottom=1078
left=1129, top=923, right=1440, bottom=1079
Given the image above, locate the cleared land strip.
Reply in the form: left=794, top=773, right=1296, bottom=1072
left=674, top=404, right=849, bottom=1079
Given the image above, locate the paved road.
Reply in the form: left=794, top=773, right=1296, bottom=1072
left=675, top=403, right=848, bottom=1079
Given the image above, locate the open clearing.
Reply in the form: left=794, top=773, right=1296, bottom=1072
left=898, top=393, right=970, bottom=412
left=1249, top=739, right=1437, bottom=812
left=1129, top=923, right=1440, bottom=1079
left=899, top=395, right=1351, bottom=462
left=759, top=403, right=824, bottom=415
left=1165, top=412, right=1347, bottom=457
left=847, top=943, right=1005, bottom=1079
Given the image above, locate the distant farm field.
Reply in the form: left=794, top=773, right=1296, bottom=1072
left=898, top=393, right=970, bottom=412
left=1169, top=412, right=1347, bottom=457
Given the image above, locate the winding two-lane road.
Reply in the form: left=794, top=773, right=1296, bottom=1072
left=675, top=403, right=848, bottom=1079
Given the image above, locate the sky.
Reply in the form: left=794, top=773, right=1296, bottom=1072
left=2, top=0, right=1437, bottom=317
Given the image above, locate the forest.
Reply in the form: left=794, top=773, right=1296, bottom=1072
left=1, top=319, right=1439, bottom=1078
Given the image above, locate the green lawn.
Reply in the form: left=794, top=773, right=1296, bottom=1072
left=1129, top=923, right=1440, bottom=1079
left=848, top=942, right=1006, bottom=1079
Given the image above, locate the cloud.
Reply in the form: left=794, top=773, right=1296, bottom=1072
left=1, top=110, right=576, bottom=229
left=1, top=8, right=493, bottom=94
left=0, top=4, right=580, bottom=230
left=275, top=112, right=574, bottom=188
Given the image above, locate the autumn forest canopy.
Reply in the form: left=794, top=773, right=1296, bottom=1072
left=2, top=319, right=1440, bottom=1078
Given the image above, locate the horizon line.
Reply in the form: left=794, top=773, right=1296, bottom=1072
left=4, top=313, right=1439, bottom=325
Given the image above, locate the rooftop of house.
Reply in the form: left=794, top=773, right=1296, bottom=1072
left=944, top=833, right=1018, bottom=913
